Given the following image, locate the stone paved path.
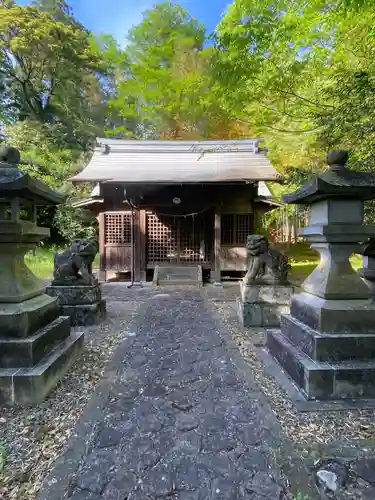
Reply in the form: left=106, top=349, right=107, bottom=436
left=38, top=287, right=316, bottom=500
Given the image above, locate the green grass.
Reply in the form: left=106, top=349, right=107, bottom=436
left=25, top=247, right=55, bottom=280
left=25, top=247, right=100, bottom=280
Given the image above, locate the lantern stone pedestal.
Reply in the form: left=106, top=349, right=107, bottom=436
left=46, top=283, right=106, bottom=326
left=238, top=282, right=293, bottom=327
left=0, top=146, right=84, bottom=405
left=267, top=151, right=375, bottom=400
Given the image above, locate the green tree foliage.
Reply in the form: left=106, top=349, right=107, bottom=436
left=0, top=1, right=123, bottom=241
left=108, top=1, right=253, bottom=140
left=0, top=1, right=117, bottom=148
left=53, top=204, right=98, bottom=243
left=108, top=2, right=207, bottom=138
left=4, top=120, right=79, bottom=186
left=4, top=0, right=375, bottom=241
left=31, top=0, right=74, bottom=20
left=3, top=119, right=94, bottom=243
left=213, top=0, right=375, bottom=175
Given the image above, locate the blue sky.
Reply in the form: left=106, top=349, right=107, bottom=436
left=17, top=1, right=231, bottom=46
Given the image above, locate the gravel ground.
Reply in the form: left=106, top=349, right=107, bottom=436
left=0, top=299, right=141, bottom=500
left=213, top=301, right=375, bottom=445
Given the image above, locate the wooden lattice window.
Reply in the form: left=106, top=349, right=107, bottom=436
left=104, top=212, right=132, bottom=244
left=221, top=214, right=253, bottom=245
left=235, top=214, right=253, bottom=244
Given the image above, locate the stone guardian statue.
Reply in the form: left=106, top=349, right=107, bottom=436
left=52, top=238, right=99, bottom=286
left=238, top=234, right=293, bottom=327
left=243, top=234, right=290, bottom=285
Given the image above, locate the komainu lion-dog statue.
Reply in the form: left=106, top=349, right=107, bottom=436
left=243, top=234, right=290, bottom=286
left=52, top=238, right=99, bottom=286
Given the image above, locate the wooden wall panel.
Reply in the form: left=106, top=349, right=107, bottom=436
left=104, top=245, right=132, bottom=271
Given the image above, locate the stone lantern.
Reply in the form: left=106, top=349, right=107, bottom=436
left=0, top=146, right=84, bottom=405
left=267, top=150, right=375, bottom=400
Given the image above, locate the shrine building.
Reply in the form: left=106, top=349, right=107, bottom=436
left=70, top=138, right=280, bottom=283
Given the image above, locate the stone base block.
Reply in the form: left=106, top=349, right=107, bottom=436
left=238, top=283, right=293, bottom=327
left=0, top=294, right=60, bottom=338
left=238, top=298, right=290, bottom=327
left=281, top=314, right=375, bottom=362
left=267, top=330, right=375, bottom=400
left=0, top=316, right=71, bottom=368
left=45, top=284, right=102, bottom=306
left=240, top=283, right=293, bottom=304
left=155, top=265, right=203, bottom=286
left=61, top=300, right=106, bottom=326
left=291, top=292, right=375, bottom=334
left=0, top=331, right=84, bottom=405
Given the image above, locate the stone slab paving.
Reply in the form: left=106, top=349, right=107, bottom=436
left=38, top=286, right=318, bottom=500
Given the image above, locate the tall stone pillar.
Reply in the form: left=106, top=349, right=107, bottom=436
left=267, top=150, right=375, bottom=400
left=0, top=146, right=84, bottom=405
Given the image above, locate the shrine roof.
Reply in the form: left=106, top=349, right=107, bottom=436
left=70, top=138, right=279, bottom=184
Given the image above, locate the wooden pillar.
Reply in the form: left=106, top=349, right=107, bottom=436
left=134, top=208, right=142, bottom=282
left=98, top=212, right=106, bottom=282
left=212, top=210, right=222, bottom=285
left=139, top=210, right=147, bottom=281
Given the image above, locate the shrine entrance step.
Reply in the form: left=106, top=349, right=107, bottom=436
left=153, top=265, right=203, bottom=286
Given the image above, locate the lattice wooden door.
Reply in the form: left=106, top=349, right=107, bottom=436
left=147, top=212, right=211, bottom=265
left=103, top=212, right=133, bottom=270
left=179, top=216, right=204, bottom=263
left=147, top=213, right=178, bottom=263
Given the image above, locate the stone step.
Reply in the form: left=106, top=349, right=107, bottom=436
left=0, top=316, right=71, bottom=369
left=281, top=314, right=375, bottom=362
left=0, top=330, right=84, bottom=405
left=266, top=330, right=375, bottom=400
left=153, top=265, right=202, bottom=286
left=157, top=267, right=199, bottom=279
left=157, top=280, right=201, bottom=286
